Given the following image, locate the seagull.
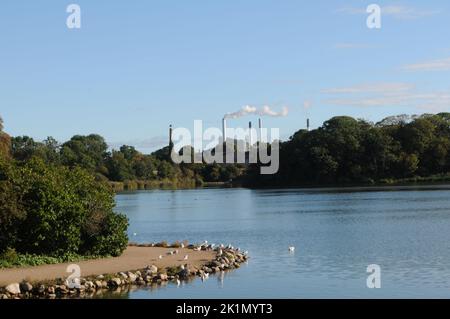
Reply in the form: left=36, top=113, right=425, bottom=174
left=201, top=273, right=209, bottom=281
left=176, top=279, right=181, bottom=287
left=183, top=255, right=189, bottom=260
left=175, top=250, right=179, bottom=254
left=244, top=251, right=248, bottom=255
left=220, top=244, right=224, bottom=248
left=133, top=232, right=137, bottom=236
left=181, top=243, right=185, bottom=248
left=288, top=246, right=295, bottom=252
left=218, top=249, right=223, bottom=256
left=180, top=264, right=185, bottom=270
left=159, top=255, right=163, bottom=259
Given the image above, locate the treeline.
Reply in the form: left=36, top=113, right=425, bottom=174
left=245, top=113, right=450, bottom=186
left=0, top=116, right=128, bottom=260
left=8, top=134, right=243, bottom=189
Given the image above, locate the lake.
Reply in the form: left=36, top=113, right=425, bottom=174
left=113, top=185, right=450, bottom=298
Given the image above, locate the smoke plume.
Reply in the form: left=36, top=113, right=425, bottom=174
left=224, top=105, right=289, bottom=119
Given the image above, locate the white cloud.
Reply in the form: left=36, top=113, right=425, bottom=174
left=323, top=82, right=415, bottom=94
left=323, top=82, right=450, bottom=112
left=401, top=57, right=450, bottom=71
left=109, top=135, right=168, bottom=152
left=334, top=43, right=376, bottom=49
left=338, top=5, right=441, bottom=19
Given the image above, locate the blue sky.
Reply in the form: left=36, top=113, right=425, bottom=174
left=1, top=0, right=450, bottom=152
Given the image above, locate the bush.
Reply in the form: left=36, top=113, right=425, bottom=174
left=0, top=157, right=129, bottom=257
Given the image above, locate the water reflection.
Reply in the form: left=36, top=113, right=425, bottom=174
left=114, top=186, right=450, bottom=298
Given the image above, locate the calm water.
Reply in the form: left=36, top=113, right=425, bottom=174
left=114, top=186, right=450, bottom=298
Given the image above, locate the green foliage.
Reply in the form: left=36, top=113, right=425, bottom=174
left=247, top=113, right=450, bottom=187
left=0, top=247, right=105, bottom=269
left=0, top=157, right=128, bottom=257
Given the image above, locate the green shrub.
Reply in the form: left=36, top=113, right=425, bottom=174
left=0, top=157, right=129, bottom=257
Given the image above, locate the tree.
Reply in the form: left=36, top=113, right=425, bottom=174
left=61, top=134, right=109, bottom=174
left=0, top=158, right=128, bottom=257
left=0, top=116, right=11, bottom=159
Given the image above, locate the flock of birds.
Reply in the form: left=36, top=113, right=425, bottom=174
left=133, top=233, right=296, bottom=257
left=133, top=234, right=296, bottom=286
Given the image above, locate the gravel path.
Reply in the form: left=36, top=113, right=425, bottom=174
left=0, top=246, right=215, bottom=285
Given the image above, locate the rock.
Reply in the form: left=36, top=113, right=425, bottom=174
left=48, top=294, right=56, bottom=299
left=38, top=285, right=46, bottom=294
left=5, top=283, right=21, bottom=295
left=159, top=273, right=168, bottom=281
left=119, top=272, right=128, bottom=279
left=136, top=280, right=145, bottom=285
left=94, top=281, right=103, bottom=289
left=206, top=267, right=213, bottom=273
left=20, top=282, right=33, bottom=292
left=108, top=278, right=122, bottom=287
left=57, top=285, right=69, bottom=294
left=214, top=267, right=221, bottom=273
left=148, top=265, right=158, bottom=274
left=144, top=275, right=152, bottom=283
left=135, top=271, right=142, bottom=277
left=97, top=275, right=105, bottom=280
left=0, top=294, right=9, bottom=299
left=85, top=281, right=95, bottom=290
left=47, top=286, right=55, bottom=294
left=178, top=268, right=190, bottom=279
left=127, top=272, right=138, bottom=282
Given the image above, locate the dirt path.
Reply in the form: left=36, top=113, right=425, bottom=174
left=0, top=246, right=215, bottom=286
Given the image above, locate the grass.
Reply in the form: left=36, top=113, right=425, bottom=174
left=109, top=178, right=200, bottom=192
left=0, top=248, right=108, bottom=269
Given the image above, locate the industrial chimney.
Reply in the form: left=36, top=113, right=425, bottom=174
left=258, top=118, right=263, bottom=143
left=249, top=121, right=253, bottom=146
left=169, top=124, right=173, bottom=145
left=222, top=118, right=227, bottom=143
left=307, top=118, right=310, bottom=131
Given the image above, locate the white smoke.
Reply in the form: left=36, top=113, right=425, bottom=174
left=224, top=105, right=289, bottom=119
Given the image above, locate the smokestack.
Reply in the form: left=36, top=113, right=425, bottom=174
left=169, top=124, right=173, bottom=145
left=307, top=118, right=310, bottom=131
left=249, top=121, right=253, bottom=146
left=258, top=118, right=263, bottom=143
left=222, top=118, right=227, bottom=143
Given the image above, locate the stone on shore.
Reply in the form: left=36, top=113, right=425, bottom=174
left=5, top=283, right=21, bottom=295
left=20, top=282, right=33, bottom=292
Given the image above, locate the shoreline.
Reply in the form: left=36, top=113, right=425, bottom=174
left=0, top=243, right=248, bottom=299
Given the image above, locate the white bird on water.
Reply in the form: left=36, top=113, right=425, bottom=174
left=288, top=246, right=295, bottom=252
left=133, top=232, right=137, bottom=236
left=176, top=279, right=181, bottom=287
left=184, top=255, right=189, bottom=260
left=201, top=272, right=209, bottom=281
